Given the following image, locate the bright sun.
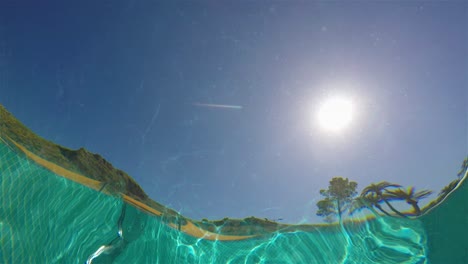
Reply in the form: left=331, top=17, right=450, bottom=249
left=317, top=96, right=354, bottom=133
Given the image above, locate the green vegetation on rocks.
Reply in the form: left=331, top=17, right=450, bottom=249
left=0, top=104, right=294, bottom=235
left=0, top=104, right=147, bottom=199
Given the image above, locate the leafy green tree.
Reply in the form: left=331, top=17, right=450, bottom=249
left=316, top=198, right=336, bottom=223
left=385, top=187, right=432, bottom=215
left=361, top=181, right=407, bottom=218
left=316, top=177, right=358, bottom=222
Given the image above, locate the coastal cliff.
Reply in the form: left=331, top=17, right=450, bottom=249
left=0, top=104, right=286, bottom=236
left=0, top=104, right=147, bottom=200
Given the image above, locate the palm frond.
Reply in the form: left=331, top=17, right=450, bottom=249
left=385, top=186, right=432, bottom=202
left=379, top=181, right=402, bottom=189
left=362, top=193, right=384, bottom=204
left=414, top=189, right=432, bottom=199
left=384, top=188, right=407, bottom=198
left=381, top=192, right=406, bottom=201
left=361, top=181, right=402, bottom=196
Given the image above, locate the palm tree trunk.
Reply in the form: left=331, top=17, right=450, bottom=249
left=374, top=204, right=392, bottom=217
left=383, top=199, right=407, bottom=218
left=336, top=199, right=342, bottom=222
left=364, top=203, right=381, bottom=216
left=410, top=201, right=421, bottom=215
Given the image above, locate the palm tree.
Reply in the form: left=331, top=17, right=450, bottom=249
left=385, top=187, right=433, bottom=215
left=360, top=193, right=392, bottom=217
left=361, top=181, right=407, bottom=218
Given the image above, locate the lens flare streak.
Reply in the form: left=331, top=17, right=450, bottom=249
left=193, top=103, right=243, bottom=110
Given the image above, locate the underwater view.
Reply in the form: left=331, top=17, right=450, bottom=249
left=0, top=1, right=467, bottom=264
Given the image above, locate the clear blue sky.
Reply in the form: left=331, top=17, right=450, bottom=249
left=1, top=1, right=466, bottom=223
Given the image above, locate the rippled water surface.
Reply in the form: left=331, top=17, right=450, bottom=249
left=1, top=140, right=466, bottom=263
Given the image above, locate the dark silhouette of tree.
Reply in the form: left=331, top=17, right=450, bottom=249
left=361, top=181, right=407, bottom=218
left=457, top=157, right=468, bottom=179
left=316, top=177, right=357, bottom=222
left=385, top=187, right=432, bottom=215
left=438, top=179, right=460, bottom=197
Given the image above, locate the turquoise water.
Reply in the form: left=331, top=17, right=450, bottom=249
left=0, top=140, right=466, bottom=263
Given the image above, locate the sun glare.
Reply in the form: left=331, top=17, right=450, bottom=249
left=317, top=96, right=354, bottom=133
